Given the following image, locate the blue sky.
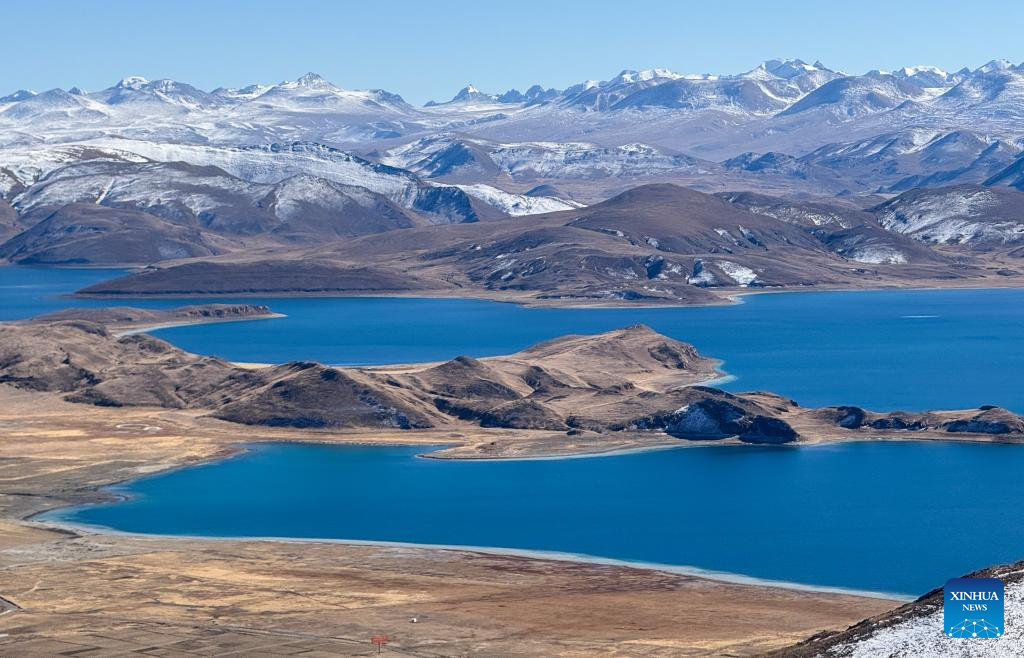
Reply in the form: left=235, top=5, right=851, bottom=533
left=4, top=0, right=1022, bottom=104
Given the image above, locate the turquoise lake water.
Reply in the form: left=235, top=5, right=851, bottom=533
left=50, top=440, right=1024, bottom=596
left=5, top=266, right=1024, bottom=594
left=3, top=267, right=1021, bottom=412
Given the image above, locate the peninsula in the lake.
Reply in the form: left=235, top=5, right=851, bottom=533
left=2, top=308, right=1021, bottom=458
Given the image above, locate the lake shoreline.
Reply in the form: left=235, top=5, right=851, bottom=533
left=0, top=389, right=899, bottom=656
left=36, top=514, right=914, bottom=602
left=24, top=430, right=1022, bottom=598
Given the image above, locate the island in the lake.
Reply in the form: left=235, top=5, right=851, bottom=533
left=1, top=306, right=1022, bottom=655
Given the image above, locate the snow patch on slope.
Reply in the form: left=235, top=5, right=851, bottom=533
left=452, top=183, right=583, bottom=216
left=846, top=245, right=909, bottom=264
left=716, top=261, right=760, bottom=286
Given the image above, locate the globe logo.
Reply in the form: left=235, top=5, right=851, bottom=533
left=948, top=618, right=1001, bottom=638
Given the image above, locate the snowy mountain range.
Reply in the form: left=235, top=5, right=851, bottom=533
left=4, top=59, right=1023, bottom=149
left=2, top=59, right=1024, bottom=274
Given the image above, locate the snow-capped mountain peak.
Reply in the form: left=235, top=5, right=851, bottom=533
left=448, top=84, right=494, bottom=102
left=977, top=59, right=1014, bottom=74
left=115, top=76, right=150, bottom=90
left=614, top=69, right=682, bottom=84
left=262, top=73, right=342, bottom=95
left=212, top=83, right=270, bottom=100
left=0, top=89, right=37, bottom=103
left=761, top=58, right=827, bottom=78
left=891, top=65, right=958, bottom=88
left=897, top=65, right=947, bottom=77
left=426, top=84, right=506, bottom=106
left=293, top=72, right=335, bottom=89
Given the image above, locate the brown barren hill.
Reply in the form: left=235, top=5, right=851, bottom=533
left=3, top=317, right=1020, bottom=455
left=73, top=183, right=1016, bottom=305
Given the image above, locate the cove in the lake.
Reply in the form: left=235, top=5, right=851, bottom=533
left=48, top=440, right=1024, bottom=597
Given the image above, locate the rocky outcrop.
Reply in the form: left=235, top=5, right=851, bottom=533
left=818, top=404, right=1024, bottom=435
left=434, top=397, right=567, bottom=430
left=944, top=406, right=1024, bottom=434
left=627, top=387, right=799, bottom=444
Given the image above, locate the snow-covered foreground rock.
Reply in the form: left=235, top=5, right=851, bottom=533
left=774, top=563, right=1024, bottom=657
left=837, top=584, right=1022, bottom=658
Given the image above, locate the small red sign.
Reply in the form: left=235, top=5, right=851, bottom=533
left=371, top=634, right=389, bottom=653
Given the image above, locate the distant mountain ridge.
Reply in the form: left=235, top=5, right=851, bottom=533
left=4, top=58, right=1022, bottom=138
left=3, top=60, right=1024, bottom=290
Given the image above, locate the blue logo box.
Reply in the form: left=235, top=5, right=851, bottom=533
left=944, top=577, right=1004, bottom=639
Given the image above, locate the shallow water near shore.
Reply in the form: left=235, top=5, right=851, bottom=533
left=48, top=440, right=1024, bottom=596
left=3, top=267, right=1021, bottom=412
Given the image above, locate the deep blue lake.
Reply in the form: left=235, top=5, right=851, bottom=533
left=3, top=266, right=1022, bottom=412
left=49, top=440, right=1024, bottom=596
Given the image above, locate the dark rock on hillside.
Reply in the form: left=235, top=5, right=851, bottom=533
left=433, top=397, right=566, bottom=431
left=524, top=184, right=568, bottom=199
left=944, top=407, right=1024, bottom=434
left=477, top=399, right=567, bottom=430
left=627, top=387, right=799, bottom=444
left=0, top=198, right=20, bottom=241
left=413, top=141, right=502, bottom=180
left=817, top=404, right=1024, bottom=435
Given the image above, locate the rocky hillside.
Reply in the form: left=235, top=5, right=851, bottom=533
left=871, top=185, right=1024, bottom=247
